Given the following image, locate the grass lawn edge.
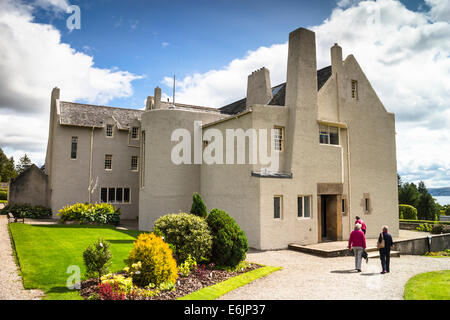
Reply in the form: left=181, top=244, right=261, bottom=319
left=178, top=265, right=282, bottom=300
left=404, top=270, right=450, bottom=300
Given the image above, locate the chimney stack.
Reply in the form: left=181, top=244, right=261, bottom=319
left=284, top=27, right=318, bottom=172
left=331, top=43, right=343, bottom=75
left=145, top=96, right=154, bottom=111
left=246, top=67, right=273, bottom=107
left=154, top=87, right=161, bottom=109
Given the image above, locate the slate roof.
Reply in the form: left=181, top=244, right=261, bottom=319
left=59, top=101, right=145, bottom=129
left=219, top=65, right=332, bottom=115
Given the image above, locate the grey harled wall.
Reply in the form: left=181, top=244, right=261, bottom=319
left=8, top=164, right=49, bottom=207
left=395, top=233, right=450, bottom=255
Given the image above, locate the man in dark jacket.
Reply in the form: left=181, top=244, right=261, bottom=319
left=378, top=226, right=394, bottom=274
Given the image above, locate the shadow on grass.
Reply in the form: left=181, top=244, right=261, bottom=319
left=105, top=239, right=135, bottom=244
left=46, top=286, right=78, bottom=294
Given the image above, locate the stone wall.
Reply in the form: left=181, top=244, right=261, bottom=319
left=8, top=164, right=49, bottom=207
left=395, top=233, right=450, bottom=255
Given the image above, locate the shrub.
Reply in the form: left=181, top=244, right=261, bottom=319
left=179, top=254, right=197, bottom=277
left=58, top=203, right=120, bottom=225
left=399, top=204, right=418, bottom=220
left=0, top=190, right=7, bottom=200
left=0, top=204, right=51, bottom=218
left=97, top=282, right=126, bottom=300
left=431, top=224, right=448, bottom=234
left=126, top=233, right=178, bottom=287
left=416, top=223, right=433, bottom=232
left=206, top=208, right=249, bottom=268
left=83, top=238, right=112, bottom=279
left=190, top=192, right=207, bottom=218
left=153, top=212, right=213, bottom=264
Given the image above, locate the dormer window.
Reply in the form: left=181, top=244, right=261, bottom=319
left=131, top=127, right=139, bottom=140
left=106, top=124, right=114, bottom=137
left=351, top=80, right=358, bottom=99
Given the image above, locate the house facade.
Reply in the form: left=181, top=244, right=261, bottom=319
left=37, top=27, right=398, bottom=249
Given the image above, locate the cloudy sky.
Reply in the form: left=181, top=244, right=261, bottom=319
left=0, top=0, right=449, bottom=187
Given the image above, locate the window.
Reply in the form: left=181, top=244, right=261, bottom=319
left=131, top=156, right=139, bottom=171
left=274, top=196, right=282, bottom=219
left=351, top=80, right=358, bottom=99
left=105, top=154, right=112, bottom=170
left=131, top=127, right=139, bottom=140
left=71, top=137, right=78, bottom=159
left=319, top=125, right=339, bottom=145
left=365, top=198, right=369, bottom=212
left=342, top=198, right=346, bottom=214
left=141, top=131, right=145, bottom=188
left=298, top=196, right=312, bottom=218
left=363, top=193, right=371, bottom=214
left=106, top=124, right=113, bottom=137
left=100, top=187, right=131, bottom=204
left=274, top=126, right=284, bottom=151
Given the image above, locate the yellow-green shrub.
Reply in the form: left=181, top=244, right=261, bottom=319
left=126, top=233, right=178, bottom=287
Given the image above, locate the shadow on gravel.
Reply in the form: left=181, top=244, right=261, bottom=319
left=330, top=269, right=359, bottom=274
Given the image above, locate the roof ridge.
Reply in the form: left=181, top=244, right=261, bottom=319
left=59, top=101, right=145, bottom=112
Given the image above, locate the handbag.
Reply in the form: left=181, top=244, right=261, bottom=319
left=377, top=233, right=385, bottom=249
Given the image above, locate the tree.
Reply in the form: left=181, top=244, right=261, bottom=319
left=190, top=192, right=208, bottom=218
left=0, top=148, right=17, bottom=182
left=398, top=182, right=419, bottom=207
left=16, top=154, right=32, bottom=175
left=416, top=181, right=439, bottom=221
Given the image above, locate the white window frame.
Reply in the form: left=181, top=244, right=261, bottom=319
left=274, top=195, right=283, bottom=220
left=131, top=156, right=139, bottom=172
left=105, top=154, right=112, bottom=171
left=273, top=126, right=284, bottom=152
left=70, top=136, right=78, bottom=160
left=319, top=125, right=339, bottom=145
left=100, top=187, right=131, bottom=204
left=297, top=195, right=312, bottom=219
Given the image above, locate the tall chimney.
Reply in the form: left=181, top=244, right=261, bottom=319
left=284, top=27, right=318, bottom=173
left=154, top=87, right=161, bottom=109
left=246, top=67, right=272, bottom=107
left=331, top=43, right=343, bottom=75
left=145, top=96, right=154, bottom=110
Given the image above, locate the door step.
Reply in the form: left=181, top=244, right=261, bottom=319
left=367, top=250, right=400, bottom=259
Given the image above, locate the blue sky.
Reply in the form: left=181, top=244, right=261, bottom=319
left=1, top=0, right=449, bottom=187
left=27, top=0, right=428, bottom=109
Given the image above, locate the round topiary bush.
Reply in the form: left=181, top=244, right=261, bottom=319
left=399, top=204, right=418, bottom=220
left=206, top=208, right=249, bottom=268
left=153, top=213, right=213, bottom=264
left=126, top=233, right=178, bottom=287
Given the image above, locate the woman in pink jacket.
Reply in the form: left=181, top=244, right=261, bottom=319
left=348, top=223, right=366, bottom=272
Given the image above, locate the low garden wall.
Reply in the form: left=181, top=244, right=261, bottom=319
left=395, top=233, right=450, bottom=255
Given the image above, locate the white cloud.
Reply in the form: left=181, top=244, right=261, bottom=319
left=34, top=0, right=70, bottom=12
left=161, top=42, right=170, bottom=47
left=163, top=0, right=450, bottom=187
left=0, top=0, right=142, bottom=165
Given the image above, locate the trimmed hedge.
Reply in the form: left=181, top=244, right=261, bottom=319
left=58, top=203, right=120, bottom=225
left=206, top=208, right=249, bottom=268
left=0, top=204, right=51, bottom=219
left=400, top=219, right=450, bottom=225
left=0, top=190, right=7, bottom=200
left=399, top=204, right=418, bottom=220
left=153, top=212, right=213, bottom=264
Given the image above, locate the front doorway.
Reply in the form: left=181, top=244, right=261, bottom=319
left=318, top=194, right=342, bottom=242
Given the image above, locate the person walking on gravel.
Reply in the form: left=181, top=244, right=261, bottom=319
left=377, top=226, right=394, bottom=274
left=355, top=216, right=367, bottom=235
left=348, top=224, right=366, bottom=272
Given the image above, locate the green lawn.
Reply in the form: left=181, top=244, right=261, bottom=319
left=9, top=223, right=141, bottom=300
left=404, top=270, right=450, bottom=300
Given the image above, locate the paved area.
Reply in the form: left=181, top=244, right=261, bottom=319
left=0, top=216, right=43, bottom=300
left=302, top=229, right=430, bottom=251
left=219, top=249, right=450, bottom=300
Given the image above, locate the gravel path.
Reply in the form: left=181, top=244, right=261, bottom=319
left=0, top=216, right=43, bottom=300
left=219, top=249, right=450, bottom=300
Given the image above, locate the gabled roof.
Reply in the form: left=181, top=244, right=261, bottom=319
left=219, top=65, right=332, bottom=115
left=59, top=101, right=145, bottom=129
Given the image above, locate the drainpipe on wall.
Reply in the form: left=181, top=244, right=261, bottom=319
left=88, top=126, right=94, bottom=203
left=346, top=128, right=352, bottom=235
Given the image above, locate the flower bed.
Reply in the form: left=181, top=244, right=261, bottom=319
left=80, top=262, right=261, bottom=300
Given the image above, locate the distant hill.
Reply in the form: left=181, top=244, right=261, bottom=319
left=428, top=187, right=450, bottom=196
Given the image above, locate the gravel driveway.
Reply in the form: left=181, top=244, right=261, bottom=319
left=0, top=216, right=43, bottom=300
left=219, top=249, right=450, bottom=300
